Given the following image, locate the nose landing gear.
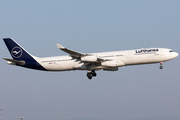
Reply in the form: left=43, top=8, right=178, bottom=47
left=87, top=70, right=97, bottom=80
left=159, top=62, right=163, bottom=69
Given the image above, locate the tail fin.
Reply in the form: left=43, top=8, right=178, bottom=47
left=3, top=38, right=46, bottom=70
left=3, top=38, right=35, bottom=60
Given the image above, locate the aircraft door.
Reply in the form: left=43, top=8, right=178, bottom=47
left=127, top=52, right=132, bottom=58
left=126, top=52, right=133, bottom=64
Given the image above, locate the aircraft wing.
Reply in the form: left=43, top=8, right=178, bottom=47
left=56, top=43, right=114, bottom=62
left=57, top=44, right=85, bottom=58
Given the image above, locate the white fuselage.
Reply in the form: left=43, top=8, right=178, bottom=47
left=3, top=38, right=179, bottom=79
left=34, top=48, right=178, bottom=71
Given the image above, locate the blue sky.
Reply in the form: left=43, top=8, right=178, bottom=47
left=0, top=0, right=180, bottom=120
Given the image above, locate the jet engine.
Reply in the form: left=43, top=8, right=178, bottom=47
left=81, top=56, right=98, bottom=62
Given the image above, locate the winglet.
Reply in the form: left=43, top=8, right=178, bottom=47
left=57, top=44, right=65, bottom=49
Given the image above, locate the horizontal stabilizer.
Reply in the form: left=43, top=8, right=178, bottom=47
left=3, top=58, right=25, bottom=65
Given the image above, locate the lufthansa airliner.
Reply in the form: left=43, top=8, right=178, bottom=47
left=3, top=38, right=178, bottom=79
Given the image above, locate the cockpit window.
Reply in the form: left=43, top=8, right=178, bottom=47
left=169, top=50, right=173, bottom=52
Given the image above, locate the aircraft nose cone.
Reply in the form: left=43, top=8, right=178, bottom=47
left=175, top=52, right=179, bottom=57
left=173, top=52, right=179, bottom=58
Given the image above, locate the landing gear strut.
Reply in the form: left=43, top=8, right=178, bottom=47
left=159, top=62, right=163, bottom=69
left=87, top=70, right=97, bottom=80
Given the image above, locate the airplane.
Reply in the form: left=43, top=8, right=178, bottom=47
left=3, top=38, right=179, bottom=80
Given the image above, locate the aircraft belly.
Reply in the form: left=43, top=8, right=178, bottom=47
left=41, top=63, right=55, bottom=71
left=133, top=54, right=151, bottom=64
left=58, top=61, right=74, bottom=70
left=148, top=54, right=159, bottom=63
left=73, top=62, right=87, bottom=70
left=117, top=57, right=132, bottom=65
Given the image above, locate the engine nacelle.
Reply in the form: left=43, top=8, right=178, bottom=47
left=81, top=56, right=97, bottom=62
left=103, top=67, right=118, bottom=71
left=101, top=60, right=125, bottom=67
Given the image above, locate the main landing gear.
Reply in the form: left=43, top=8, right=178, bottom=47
left=87, top=70, right=97, bottom=80
left=159, top=62, right=163, bottom=69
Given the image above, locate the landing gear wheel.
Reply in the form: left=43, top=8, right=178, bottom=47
left=92, top=72, right=97, bottom=77
left=91, top=70, right=97, bottom=77
left=160, top=66, right=163, bottom=69
left=88, top=76, right=92, bottom=80
left=87, top=72, right=92, bottom=80
left=86, top=70, right=97, bottom=79
left=159, top=62, right=163, bottom=69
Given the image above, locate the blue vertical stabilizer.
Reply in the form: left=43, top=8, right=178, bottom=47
left=3, top=38, right=46, bottom=70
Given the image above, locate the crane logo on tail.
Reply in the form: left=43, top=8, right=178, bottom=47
left=11, top=47, right=23, bottom=58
